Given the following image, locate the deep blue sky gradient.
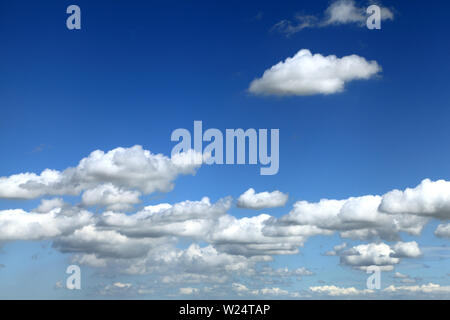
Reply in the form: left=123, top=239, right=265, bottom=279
left=0, top=0, right=449, bottom=298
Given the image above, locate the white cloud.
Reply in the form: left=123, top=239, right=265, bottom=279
left=209, top=214, right=315, bottom=256
left=98, top=282, right=134, bottom=296
left=259, top=266, right=314, bottom=278
left=34, top=198, right=66, bottom=213
left=435, top=223, right=450, bottom=238
left=324, top=0, right=393, bottom=26
left=113, top=282, right=132, bottom=289
left=100, top=197, right=231, bottom=239
left=249, top=49, right=381, bottom=96
left=232, top=283, right=253, bottom=294
left=332, top=241, right=422, bottom=271
left=53, top=225, right=162, bottom=259
left=309, top=283, right=450, bottom=298
left=82, top=184, right=141, bottom=211
left=273, top=0, right=394, bottom=36
left=0, top=149, right=449, bottom=299
left=237, top=188, right=288, bottom=209
left=270, top=194, right=428, bottom=241
left=394, top=272, right=408, bottom=279
left=231, top=283, right=289, bottom=296
left=380, top=179, right=450, bottom=220
left=0, top=208, right=92, bottom=243
left=392, top=241, right=422, bottom=258
left=71, top=253, right=108, bottom=268
left=339, top=243, right=398, bottom=271
left=384, top=283, right=450, bottom=295
left=260, top=287, right=289, bottom=296
left=0, top=145, right=202, bottom=199
left=179, top=287, right=199, bottom=295
left=309, top=285, right=373, bottom=296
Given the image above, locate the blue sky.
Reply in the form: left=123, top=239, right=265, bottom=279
left=0, top=0, right=449, bottom=299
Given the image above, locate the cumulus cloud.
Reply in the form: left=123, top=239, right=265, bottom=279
left=435, top=223, right=450, bottom=238
left=98, top=282, right=134, bottom=296
left=259, top=266, right=314, bottom=278
left=81, top=184, right=141, bottom=211
left=383, top=283, right=450, bottom=295
left=273, top=0, right=394, bottom=36
left=309, top=285, right=373, bottom=296
left=53, top=225, right=161, bottom=260
left=34, top=198, right=66, bottom=213
left=0, top=207, right=93, bottom=243
left=330, top=241, right=422, bottom=271
left=338, top=243, right=398, bottom=271
left=231, top=283, right=289, bottom=297
left=380, top=179, right=450, bottom=220
left=309, top=283, right=450, bottom=298
left=0, top=145, right=202, bottom=200
left=0, top=144, right=448, bottom=299
left=249, top=49, right=381, bottom=96
left=208, top=214, right=317, bottom=257
left=391, top=241, right=422, bottom=258
left=99, top=197, right=231, bottom=239
left=237, top=188, right=288, bottom=209
left=269, top=193, right=428, bottom=242
left=179, top=287, right=199, bottom=295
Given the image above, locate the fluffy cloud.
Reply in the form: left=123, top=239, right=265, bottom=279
left=273, top=0, right=394, bottom=36
left=391, top=241, right=422, bottom=258
left=309, top=285, right=373, bottom=296
left=34, top=198, right=66, bottom=213
left=259, top=266, right=314, bottom=278
left=383, top=283, right=450, bottom=295
left=99, top=197, right=231, bottom=239
left=231, top=283, right=289, bottom=296
left=0, top=145, right=202, bottom=200
left=269, top=194, right=428, bottom=241
left=309, top=283, right=450, bottom=298
left=338, top=243, right=398, bottom=271
left=81, top=184, right=141, bottom=211
left=435, top=223, right=450, bottom=238
left=208, top=214, right=315, bottom=256
left=179, top=287, right=199, bottom=295
left=330, top=242, right=422, bottom=271
left=237, top=188, right=288, bottom=209
left=53, top=225, right=161, bottom=260
left=98, top=282, right=134, bottom=296
left=249, top=49, right=381, bottom=96
left=380, top=179, right=450, bottom=219
left=0, top=207, right=93, bottom=243
left=0, top=143, right=448, bottom=298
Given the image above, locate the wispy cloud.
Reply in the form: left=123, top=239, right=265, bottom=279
left=272, top=0, right=394, bottom=36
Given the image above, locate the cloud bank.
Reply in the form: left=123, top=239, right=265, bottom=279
left=0, top=146, right=449, bottom=298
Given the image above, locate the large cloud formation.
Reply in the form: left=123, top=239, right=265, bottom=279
left=249, top=49, right=381, bottom=96
left=0, top=145, right=203, bottom=200
left=0, top=146, right=449, bottom=298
